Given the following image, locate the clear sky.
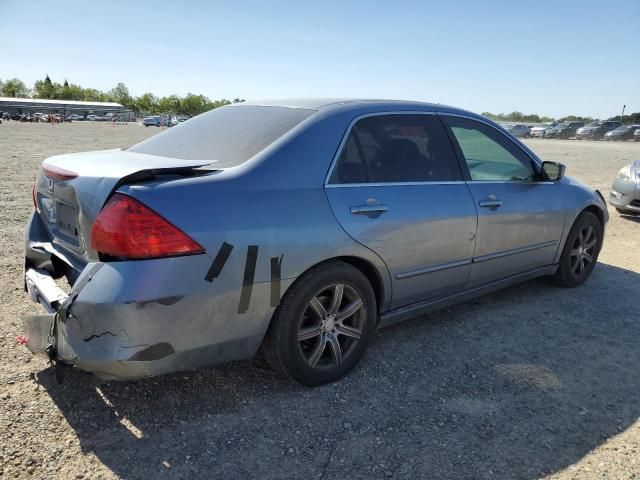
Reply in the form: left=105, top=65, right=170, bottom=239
left=1, top=0, right=638, bottom=119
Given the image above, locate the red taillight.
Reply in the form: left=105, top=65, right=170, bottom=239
left=91, top=194, right=204, bottom=259
left=43, top=165, right=78, bottom=181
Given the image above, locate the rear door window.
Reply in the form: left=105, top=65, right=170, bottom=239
left=328, top=114, right=460, bottom=184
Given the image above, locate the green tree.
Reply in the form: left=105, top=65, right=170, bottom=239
left=4, top=74, right=243, bottom=115
left=60, top=79, right=73, bottom=100
left=483, top=111, right=554, bottom=123
left=558, top=115, right=593, bottom=123
left=109, top=82, right=134, bottom=109
left=158, top=95, right=181, bottom=114
left=607, top=112, right=640, bottom=124
left=180, top=93, right=211, bottom=116
left=34, top=74, right=56, bottom=98
left=64, top=82, right=85, bottom=101
left=136, top=92, right=159, bottom=114
left=1, top=78, right=30, bottom=97
left=81, top=88, right=102, bottom=102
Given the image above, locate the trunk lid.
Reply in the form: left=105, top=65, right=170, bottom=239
left=35, top=149, right=211, bottom=263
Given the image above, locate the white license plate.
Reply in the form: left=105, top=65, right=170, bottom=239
left=40, top=197, right=57, bottom=223
left=57, top=203, right=78, bottom=237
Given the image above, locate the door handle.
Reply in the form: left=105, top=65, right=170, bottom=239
left=478, top=195, right=503, bottom=208
left=350, top=204, right=389, bottom=215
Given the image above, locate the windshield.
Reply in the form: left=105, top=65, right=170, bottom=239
left=585, top=122, right=601, bottom=127
left=613, top=126, right=631, bottom=132
left=130, top=105, right=314, bottom=166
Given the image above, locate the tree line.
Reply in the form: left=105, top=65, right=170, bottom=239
left=2, top=76, right=637, bottom=122
left=482, top=110, right=640, bottom=124
left=0, top=75, right=244, bottom=116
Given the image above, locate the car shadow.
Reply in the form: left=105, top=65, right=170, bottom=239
left=619, top=213, right=640, bottom=224
left=36, top=262, right=640, bottom=479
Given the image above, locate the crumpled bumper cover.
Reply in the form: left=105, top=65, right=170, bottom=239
left=21, top=252, right=281, bottom=381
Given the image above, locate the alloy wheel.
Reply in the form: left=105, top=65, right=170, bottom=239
left=570, top=225, right=597, bottom=276
left=297, top=283, right=365, bottom=369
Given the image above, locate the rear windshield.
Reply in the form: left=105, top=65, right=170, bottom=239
left=129, top=105, right=314, bottom=167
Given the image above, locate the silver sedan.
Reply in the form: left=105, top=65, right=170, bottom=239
left=610, top=160, right=640, bottom=214
left=21, top=99, right=607, bottom=385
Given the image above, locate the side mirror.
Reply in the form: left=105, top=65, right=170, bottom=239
left=541, top=161, right=565, bottom=181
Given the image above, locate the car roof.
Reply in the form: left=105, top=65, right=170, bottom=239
left=239, top=97, right=475, bottom=115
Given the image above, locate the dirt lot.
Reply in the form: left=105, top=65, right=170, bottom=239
left=0, top=122, right=639, bottom=479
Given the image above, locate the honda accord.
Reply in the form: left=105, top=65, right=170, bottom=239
left=21, top=99, right=608, bottom=385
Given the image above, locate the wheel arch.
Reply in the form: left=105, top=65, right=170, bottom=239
left=554, top=202, right=606, bottom=265
left=336, top=255, right=385, bottom=313
left=582, top=204, right=605, bottom=227
left=274, top=255, right=386, bottom=319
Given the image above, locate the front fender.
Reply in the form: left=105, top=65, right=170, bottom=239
left=553, top=176, right=608, bottom=264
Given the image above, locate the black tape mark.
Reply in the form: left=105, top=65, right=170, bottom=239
left=238, top=245, right=258, bottom=313
left=128, top=342, right=175, bottom=361
left=270, top=255, right=283, bottom=307
left=131, top=296, right=185, bottom=308
left=205, top=242, right=234, bottom=282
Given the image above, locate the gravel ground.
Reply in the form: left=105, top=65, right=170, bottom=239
left=1, top=122, right=639, bottom=479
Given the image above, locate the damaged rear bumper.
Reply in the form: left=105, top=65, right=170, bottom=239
left=21, top=262, right=168, bottom=379
left=21, top=214, right=278, bottom=381
left=22, top=257, right=272, bottom=380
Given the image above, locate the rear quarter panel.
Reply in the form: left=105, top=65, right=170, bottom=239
left=122, top=177, right=384, bottom=277
left=118, top=172, right=392, bottom=321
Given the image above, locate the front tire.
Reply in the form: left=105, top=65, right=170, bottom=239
left=552, top=211, right=603, bottom=287
left=262, top=261, right=377, bottom=386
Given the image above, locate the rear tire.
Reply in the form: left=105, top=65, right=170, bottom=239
left=262, top=261, right=377, bottom=386
left=552, top=211, right=603, bottom=287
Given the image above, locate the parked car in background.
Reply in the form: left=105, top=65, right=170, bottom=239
left=545, top=121, right=585, bottom=139
left=143, top=115, right=162, bottom=127
left=604, top=125, right=640, bottom=141
left=21, top=99, right=608, bottom=386
left=502, top=124, right=531, bottom=138
left=576, top=121, right=621, bottom=140
left=68, top=114, right=84, bottom=121
left=529, top=122, right=558, bottom=138
left=86, top=115, right=97, bottom=121
left=635, top=128, right=640, bottom=142
left=609, top=160, right=640, bottom=214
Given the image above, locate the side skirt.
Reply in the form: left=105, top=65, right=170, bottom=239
left=378, top=265, right=557, bottom=328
